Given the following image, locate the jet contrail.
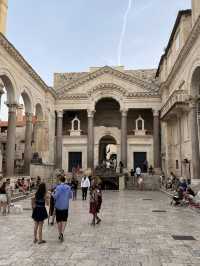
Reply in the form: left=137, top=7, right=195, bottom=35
left=117, top=0, right=132, bottom=66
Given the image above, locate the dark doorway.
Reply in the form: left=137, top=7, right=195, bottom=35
left=134, top=152, right=147, bottom=173
left=68, top=152, right=82, bottom=172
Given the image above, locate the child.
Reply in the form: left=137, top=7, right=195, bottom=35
left=89, top=184, right=102, bottom=225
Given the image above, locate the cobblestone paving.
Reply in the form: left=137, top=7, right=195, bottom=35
left=0, top=191, right=200, bottom=266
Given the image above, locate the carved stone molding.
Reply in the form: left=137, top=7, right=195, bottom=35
left=88, top=83, right=128, bottom=97
left=120, top=109, right=128, bottom=117
left=7, top=103, right=18, bottom=113
left=0, top=33, right=55, bottom=97
left=58, top=93, right=160, bottom=101
left=56, top=110, right=63, bottom=118
left=152, top=109, right=160, bottom=117
left=87, top=109, right=95, bottom=118
left=56, top=66, right=159, bottom=96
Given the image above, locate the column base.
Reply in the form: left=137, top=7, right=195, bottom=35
left=122, top=168, right=128, bottom=174
left=153, top=168, right=162, bottom=175
left=119, top=175, right=125, bottom=191
left=191, top=179, right=200, bottom=186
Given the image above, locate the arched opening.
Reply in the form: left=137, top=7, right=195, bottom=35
left=35, top=103, right=43, bottom=120
left=0, top=75, right=17, bottom=176
left=32, top=103, right=47, bottom=164
left=96, top=135, right=118, bottom=190
left=99, top=135, right=117, bottom=165
left=94, top=98, right=120, bottom=128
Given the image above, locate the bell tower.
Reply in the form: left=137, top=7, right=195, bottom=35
left=192, top=0, right=200, bottom=26
left=0, top=0, right=7, bottom=35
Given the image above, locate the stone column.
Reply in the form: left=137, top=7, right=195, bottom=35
left=190, top=100, right=200, bottom=179
left=87, top=110, right=94, bottom=170
left=6, top=104, right=17, bottom=177
left=177, top=113, right=183, bottom=176
left=121, top=109, right=128, bottom=168
left=153, top=109, right=161, bottom=172
left=0, top=81, right=4, bottom=110
left=24, top=113, right=33, bottom=175
left=56, top=110, right=63, bottom=169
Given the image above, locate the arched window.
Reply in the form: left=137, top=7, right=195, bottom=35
left=74, top=119, right=79, bottom=131
left=135, top=115, right=145, bottom=136
left=136, top=115, right=144, bottom=131
left=70, top=116, right=81, bottom=136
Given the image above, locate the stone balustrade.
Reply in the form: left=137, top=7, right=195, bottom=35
left=161, top=90, right=190, bottom=119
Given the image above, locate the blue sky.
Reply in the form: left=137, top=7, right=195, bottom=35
left=1, top=0, right=191, bottom=119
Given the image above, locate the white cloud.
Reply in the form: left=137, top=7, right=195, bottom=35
left=117, top=0, right=132, bottom=66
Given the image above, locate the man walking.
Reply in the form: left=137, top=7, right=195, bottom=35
left=81, top=176, right=90, bottom=200
left=54, top=175, right=72, bottom=242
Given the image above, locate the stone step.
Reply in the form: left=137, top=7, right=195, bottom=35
left=11, top=191, right=35, bottom=203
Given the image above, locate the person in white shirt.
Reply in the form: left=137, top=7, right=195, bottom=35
left=81, top=176, right=90, bottom=200
left=135, top=166, right=141, bottom=177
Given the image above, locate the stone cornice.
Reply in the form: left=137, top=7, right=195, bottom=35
left=161, top=15, right=200, bottom=88
left=0, top=33, right=55, bottom=97
left=160, top=89, right=190, bottom=119
left=57, top=91, right=160, bottom=100
left=56, top=66, right=159, bottom=96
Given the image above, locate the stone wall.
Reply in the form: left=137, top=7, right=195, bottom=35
left=30, top=163, right=54, bottom=182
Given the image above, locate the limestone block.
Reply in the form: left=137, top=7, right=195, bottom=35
left=119, top=175, right=125, bottom=191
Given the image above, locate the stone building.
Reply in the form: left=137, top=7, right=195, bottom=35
left=0, top=0, right=200, bottom=183
left=54, top=66, right=160, bottom=174
left=157, top=0, right=200, bottom=183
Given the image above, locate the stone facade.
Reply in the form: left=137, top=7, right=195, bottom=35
left=54, top=66, right=160, bottom=174
left=0, top=1, right=199, bottom=181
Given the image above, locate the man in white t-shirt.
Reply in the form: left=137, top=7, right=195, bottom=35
left=81, top=176, right=90, bottom=200
left=135, top=166, right=141, bottom=177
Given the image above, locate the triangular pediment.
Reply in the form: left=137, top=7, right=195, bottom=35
left=56, top=66, right=159, bottom=98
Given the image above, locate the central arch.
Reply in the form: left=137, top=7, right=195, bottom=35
left=99, top=135, right=117, bottom=164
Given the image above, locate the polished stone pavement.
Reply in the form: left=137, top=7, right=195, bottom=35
left=0, top=191, right=200, bottom=266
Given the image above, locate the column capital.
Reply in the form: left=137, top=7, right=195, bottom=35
left=152, top=109, right=160, bottom=117
left=56, top=110, right=63, bottom=118
left=25, top=112, right=33, bottom=122
left=120, top=109, right=128, bottom=117
left=189, top=97, right=198, bottom=109
left=0, top=80, right=4, bottom=96
left=87, top=109, right=95, bottom=118
left=7, top=103, right=18, bottom=113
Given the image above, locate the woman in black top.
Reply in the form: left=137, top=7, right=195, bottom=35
left=32, top=183, right=48, bottom=244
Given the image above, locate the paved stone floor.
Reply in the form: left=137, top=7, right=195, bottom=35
left=0, top=191, right=200, bottom=266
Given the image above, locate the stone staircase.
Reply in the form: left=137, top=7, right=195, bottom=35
left=126, top=174, right=160, bottom=191
left=11, top=191, right=35, bottom=203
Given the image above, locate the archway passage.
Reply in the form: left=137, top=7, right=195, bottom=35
left=94, top=98, right=120, bottom=128
left=99, top=135, right=117, bottom=164
left=97, top=135, right=118, bottom=190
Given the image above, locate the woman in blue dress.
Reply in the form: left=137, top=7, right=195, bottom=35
left=32, top=183, right=48, bottom=244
